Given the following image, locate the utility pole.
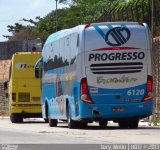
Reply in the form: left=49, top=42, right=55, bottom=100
left=55, top=0, right=58, bottom=31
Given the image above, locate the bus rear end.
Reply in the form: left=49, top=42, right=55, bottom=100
left=80, top=22, right=153, bottom=128
left=9, top=52, right=42, bottom=123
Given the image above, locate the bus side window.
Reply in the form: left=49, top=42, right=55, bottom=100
left=35, top=58, right=42, bottom=78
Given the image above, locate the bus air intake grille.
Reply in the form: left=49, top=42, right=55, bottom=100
left=18, top=92, right=30, bottom=102
left=90, top=62, right=143, bottom=74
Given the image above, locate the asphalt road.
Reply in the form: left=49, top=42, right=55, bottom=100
left=0, top=117, right=160, bottom=146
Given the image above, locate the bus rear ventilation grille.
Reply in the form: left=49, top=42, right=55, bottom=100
left=18, top=92, right=30, bottom=102
left=90, top=62, right=143, bottom=74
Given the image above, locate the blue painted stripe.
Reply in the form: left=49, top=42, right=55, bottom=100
left=93, top=25, right=105, bottom=39
left=107, top=25, right=113, bottom=30
left=121, top=24, right=127, bottom=30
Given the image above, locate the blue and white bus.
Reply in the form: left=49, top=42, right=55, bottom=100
left=35, top=22, right=153, bottom=129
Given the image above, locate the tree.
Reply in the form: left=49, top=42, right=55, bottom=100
left=6, top=0, right=126, bottom=41
left=6, top=0, right=158, bottom=41
left=7, top=23, right=24, bottom=33
left=6, top=17, right=43, bottom=41
left=8, top=26, right=43, bottom=41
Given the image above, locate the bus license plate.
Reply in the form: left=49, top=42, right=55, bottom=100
left=112, top=107, right=124, bottom=112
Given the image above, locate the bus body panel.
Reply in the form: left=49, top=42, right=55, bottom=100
left=41, top=22, right=153, bottom=124
left=9, top=52, right=42, bottom=119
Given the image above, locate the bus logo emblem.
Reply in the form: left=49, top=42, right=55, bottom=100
left=105, top=27, right=131, bottom=46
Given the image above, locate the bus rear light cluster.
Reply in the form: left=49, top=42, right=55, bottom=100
left=138, top=22, right=144, bottom=26
left=144, top=75, right=153, bottom=101
left=80, top=78, right=93, bottom=104
left=12, top=93, right=16, bottom=102
left=84, top=24, right=91, bottom=29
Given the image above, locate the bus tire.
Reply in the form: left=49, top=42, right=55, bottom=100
left=67, top=104, right=77, bottom=129
left=118, top=121, right=128, bottom=129
left=128, top=119, right=139, bottom=129
left=10, top=113, right=23, bottom=123
left=45, top=102, right=49, bottom=121
left=99, top=120, right=108, bottom=128
left=44, top=119, right=48, bottom=123
left=49, top=118, right=57, bottom=127
left=78, top=122, right=88, bottom=129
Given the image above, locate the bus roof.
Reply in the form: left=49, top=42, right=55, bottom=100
left=44, top=22, right=148, bottom=44
left=13, top=52, right=41, bottom=56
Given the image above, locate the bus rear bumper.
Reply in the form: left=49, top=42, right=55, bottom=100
left=77, top=100, right=153, bottom=121
left=10, top=104, right=42, bottom=117
left=10, top=113, right=42, bottom=118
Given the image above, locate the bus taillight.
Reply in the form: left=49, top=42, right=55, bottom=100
left=80, top=78, right=93, bottom=104
left=12, top=93, right=16, bottom=102
left=144, top=75, right=153, bottom=101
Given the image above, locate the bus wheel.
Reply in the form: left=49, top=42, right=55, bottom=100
left=118, top=121, right=128, bottom=129
left=10, top=114, right=23, bottom=123
left=78, top=122, right=88, bottom=129
left=128, top=119, right=139, bottom=129
left=48, top=118, right=57, bottom=127
left=67, top=105, right=77, bottom=129
left=99, top=121, right=108, bottom=128
left=44, top=119, right=48, bottom=123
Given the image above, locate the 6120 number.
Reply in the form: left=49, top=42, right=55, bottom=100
left=127, top=89, right=145, bottom=96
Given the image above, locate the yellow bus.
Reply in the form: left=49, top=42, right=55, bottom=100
left=9, top=52, right=42, bottom=123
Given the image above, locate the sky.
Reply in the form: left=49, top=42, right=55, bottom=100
left=0, top=0, right=67, bottom=42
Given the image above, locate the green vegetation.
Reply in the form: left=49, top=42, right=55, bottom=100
left=5, top=0, right=160, bottom=41
left=151, top=118, right=160, bottom=126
